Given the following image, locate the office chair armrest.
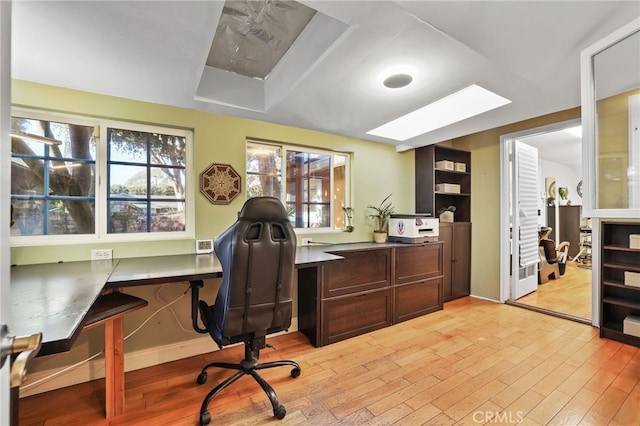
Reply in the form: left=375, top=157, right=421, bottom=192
left=190, top=280, right=209, bottom=334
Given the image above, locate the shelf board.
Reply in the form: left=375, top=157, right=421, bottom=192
left=600, top=325, right=640, bottom=345
left=602, top=297, right=640, bottom=309
left=435, top=192, right=470, bottom=196
left=435, top=168, right=470, bottom=175
left=603, top=263, right=640, bottom=272
left=603, top=280, right=640, bottom=290
left=603, top=245, right=640, bottom=253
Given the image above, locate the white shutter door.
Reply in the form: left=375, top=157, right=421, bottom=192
left=512, top=140, right=539, bottom=300
left=518, top=143, right=539, bottom=268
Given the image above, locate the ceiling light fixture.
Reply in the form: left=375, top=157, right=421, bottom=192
left=383, top=73, right=413, bottom=89
left=11, top=130, right=62, bottom=145
left=379, top=65, right=415, bottom=89
left=367, top=84, right=511, bottom=141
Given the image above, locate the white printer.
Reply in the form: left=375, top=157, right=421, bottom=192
left=388, top=214, right=439, bottom=243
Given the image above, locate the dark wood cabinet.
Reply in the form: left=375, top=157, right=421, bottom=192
left=600, top=222, right=640, bottom=348
left=547, top=205, right=582, bottom=259
left=415, top=145, right=472, bottom=302
left=439, top=222, right=471, bottom=301
left=394, top=243, right=443, bottom=323
left=322, top=248, right=391, bottom=298
left=415, top=145, right=471, bottom=222
left=298, top=243, right=443, bottom=347
left=322, top=288, right=392, bottom=345
left=319, top=248, right=393, bottom=346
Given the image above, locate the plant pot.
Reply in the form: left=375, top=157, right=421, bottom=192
left=439, top=211, right=454, bottom=223
left=373, top=231, right=387, bottom=243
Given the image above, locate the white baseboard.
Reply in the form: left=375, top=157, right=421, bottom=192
left=20, top=318, right=298, bottom=398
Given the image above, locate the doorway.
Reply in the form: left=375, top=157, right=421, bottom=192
left=499, top=119, right=594, bottom=324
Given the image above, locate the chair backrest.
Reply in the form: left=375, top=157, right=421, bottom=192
left=203, top=197, right=296, bottom=346
left=539, top=238, right=558, bottom=264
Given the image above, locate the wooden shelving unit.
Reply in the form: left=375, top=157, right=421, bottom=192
left=415, top=145, right=471, bottom=222
left=600, top=221, right=640, bottom=347
left=415, top=145, right=472, bottom=301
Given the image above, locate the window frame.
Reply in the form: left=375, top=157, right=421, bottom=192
left=580, top=18, right=640, bottom=218
left=10, top=108, right=194, bottom=246
left=246, top=138, right=351, bottom=232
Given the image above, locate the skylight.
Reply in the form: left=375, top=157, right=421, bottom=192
left=367, top=84, right=511, bottom=141
left=206, top=1, right=316, bottom=80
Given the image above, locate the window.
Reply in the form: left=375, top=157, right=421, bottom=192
left=10, top=109, right=193, bottom=244
left=11, top=115, right=97, bottom=237
left=107, top=128, right=186, bottom=234
left=246, top=140, right=349, bottom=230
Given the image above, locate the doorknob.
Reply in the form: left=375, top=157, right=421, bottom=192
left=1, top=324, right=42, bottom=388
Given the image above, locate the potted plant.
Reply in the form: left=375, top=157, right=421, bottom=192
left=342, top=206, right=354, bottom=232
left=367, top=194, right=394, bottom=243
left=438, top=205, right=456, bottom=223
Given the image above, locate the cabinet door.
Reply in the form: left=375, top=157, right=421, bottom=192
left=452, top=223, right=471, bottom=299
left=322, top=249, right=391, bottom=298
left=321, top=288, right=392, bottom=346
left=439, top=223, right=453, bottom=299
left=395, top=243, right=443, bottom=285
left=394, top=278, right=442, bottom=323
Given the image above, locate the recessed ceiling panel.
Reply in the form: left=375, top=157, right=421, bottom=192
left=206, top=0, right=316, bottom=79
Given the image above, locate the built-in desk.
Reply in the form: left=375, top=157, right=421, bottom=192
left=10, top=242, right=441, bottom=417
left=11, top=260, right=116, bottom=356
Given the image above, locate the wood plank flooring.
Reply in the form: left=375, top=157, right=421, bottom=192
left=19, top=297, right=640, bottom=426
left=516, top=262, right=592, bottom=320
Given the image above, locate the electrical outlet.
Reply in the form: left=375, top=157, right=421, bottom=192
left=302, top=238, right=313, bottom=246
left=91, top=249, right=113, bottom=260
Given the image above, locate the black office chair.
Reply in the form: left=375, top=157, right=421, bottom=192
left=190, top=197, right=300, bottom=425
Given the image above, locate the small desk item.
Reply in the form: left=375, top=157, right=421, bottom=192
left=83, top=292, right=148, bottom=418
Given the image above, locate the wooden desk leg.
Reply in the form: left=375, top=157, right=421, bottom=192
left=104, top=317, right=125, bottom=418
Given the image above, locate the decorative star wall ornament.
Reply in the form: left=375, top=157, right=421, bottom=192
left=199, top=163, right=241, bottom=204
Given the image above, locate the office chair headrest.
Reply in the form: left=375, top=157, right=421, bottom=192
left=238, top=197, right=290, bottom=223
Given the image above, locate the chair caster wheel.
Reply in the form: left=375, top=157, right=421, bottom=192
left=196, top=372, right=207, bottom=385
left=199, top=410, right=211, bottom=425
left=274, top=405, right=286, bottom=419
left=290, top=367, right=301, bottom=378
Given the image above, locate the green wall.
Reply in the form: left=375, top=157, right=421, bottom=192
left=11, top=80, right=415, bottom=376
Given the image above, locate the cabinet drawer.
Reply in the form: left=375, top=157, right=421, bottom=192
left=395, top=243, right=443, bottom=285
left=394, top=278, right=442, bottom=323
left=322, top=249, right=391, bottom=298
left=321, top=288, right=392, bottom=346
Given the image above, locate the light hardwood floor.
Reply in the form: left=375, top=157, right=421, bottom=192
left=516, top=262, right=593, bottom=320
left=19, top=297, right=640, bottom=426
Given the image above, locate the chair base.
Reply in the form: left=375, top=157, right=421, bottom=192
left=197, top=343, right=301, bottom=426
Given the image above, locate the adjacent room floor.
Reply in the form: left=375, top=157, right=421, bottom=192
left=516, top=261, right=592, bottom=321
left=19, top=297, right=639, bottom=425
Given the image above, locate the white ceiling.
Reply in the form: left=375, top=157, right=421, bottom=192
left=518, top=129, right=582, bottom=171
left=10, top=1, right=640, bottom=151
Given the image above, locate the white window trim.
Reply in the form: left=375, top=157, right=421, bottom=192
left=580, top=17, right=640, bottom=218
left=10, top=108, right=194, bottom=246
left=246, top=139, right=351, bottom=231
